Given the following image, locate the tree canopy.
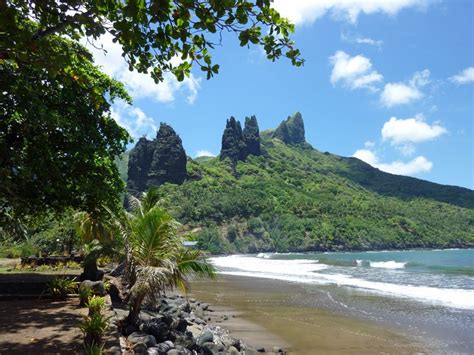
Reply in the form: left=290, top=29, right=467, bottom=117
left=0, top=0, right=302, bottom=224
left=2, top=0, right=303, bottom=81
left=0, top=35, right=131, bottom=219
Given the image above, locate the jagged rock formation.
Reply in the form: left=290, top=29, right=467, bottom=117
left=220, top=116, right=261, bottom=162
left=243, top=115, right=261, bottom=157
left=220, top=117, right=245, bottom=162
left=127, top=123, right=187, bottom=194
left=127, top=137, right=155, bottom=193
left=273, top=112, right=306, bottom=145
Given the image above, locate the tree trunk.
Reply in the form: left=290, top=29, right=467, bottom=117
left=126, top=293, right=145, bottom=325
left=80, top=257, right=103, bottom=281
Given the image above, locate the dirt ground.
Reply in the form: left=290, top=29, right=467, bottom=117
left=0, top=298, right=86, bottom=354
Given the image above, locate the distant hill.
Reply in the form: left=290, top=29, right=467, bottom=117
left=118, top=114, right=474, bottom=253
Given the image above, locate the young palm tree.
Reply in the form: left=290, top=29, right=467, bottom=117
left=119, top=189, right=215, bottom=325
left=75, top=212, right=115, bottom=281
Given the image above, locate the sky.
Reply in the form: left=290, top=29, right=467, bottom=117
left=86, top=0, right=473, bottom=189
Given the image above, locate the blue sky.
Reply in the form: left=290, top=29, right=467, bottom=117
left=87, top=0, right=473, bottom=189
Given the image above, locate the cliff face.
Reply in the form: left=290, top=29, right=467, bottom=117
left=127, top=123, right=187, bottom=194
left=273, top=112, right=306, bottom=145
left=220, top=115, right=261, bottom=162
left=127, top=137, right=155, bottom=193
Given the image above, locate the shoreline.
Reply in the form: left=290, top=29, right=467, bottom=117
left=190, top=274, right=427, bottom=354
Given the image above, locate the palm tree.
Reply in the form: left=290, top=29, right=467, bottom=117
left=117, top=189, right=215, bottom=325
left=75, top=211, right=115, bottom=281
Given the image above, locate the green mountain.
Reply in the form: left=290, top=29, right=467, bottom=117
left=121, top=114, right=474, bottom=253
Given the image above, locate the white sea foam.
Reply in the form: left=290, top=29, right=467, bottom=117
left=370, top=261, right=407, bottom=269
left=210, top=255, right=474, bottom=310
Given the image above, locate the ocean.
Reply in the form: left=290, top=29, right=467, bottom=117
left=210, top=249, right=474, bottom=353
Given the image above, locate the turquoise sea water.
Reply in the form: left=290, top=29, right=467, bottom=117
left=212, top=249, right=474, bottom=352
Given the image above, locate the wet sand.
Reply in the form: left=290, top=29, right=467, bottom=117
left=190, top=275, right=427, bottom=354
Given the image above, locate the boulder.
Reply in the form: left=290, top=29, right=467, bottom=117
left=140, top=319, right=170, bottom=343
left=79, top=280, right=106, bottom=296
left=201, top=342, right=220, bottom=355
left=172, top=318, right=188, bottom=332
left=227, top=346, right=240, bottom=354
left=127, top=332, right=157, bottom=348
left=196, top=329, right=213, bottom=346
left=153, top=340, right=174, bottom=354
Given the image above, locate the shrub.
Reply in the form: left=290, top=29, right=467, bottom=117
left=86, top=296, right=106, bottom=317
left=78, top=313, right=109, bottom=348
left=46, top=277, right=77, bottom=300
left=79, top=287, right=93, bottom=306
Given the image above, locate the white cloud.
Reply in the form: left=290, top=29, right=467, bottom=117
left=110, top=100, right=157, bottom=139
left=273, top=0, right=426, bottom=25
left=84, top=33, right=201, bottom=104
left=353, top=149, right=432, bottom=176
left=449, top=67, right=474, bottom=85
left=381, top=114, right=447, bottom=145
left=195, top=150, right=216, bottom=158
left=341, top=32, right=383, bottom=47
left=380, top=69, right=430, bottom=107
left=329, top=51, right=383, bottom=91
left=364, top=140, right=375, bottom=148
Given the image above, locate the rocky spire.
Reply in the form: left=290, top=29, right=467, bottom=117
left=147, top=123, right=187, bottom=186
left=273, top=112, right=305, bottom=145
left=220, top=117, right=246, bottom=162
left=127, top=136, right=154, bottom=194
left=243, top=115, right=261, bottom=157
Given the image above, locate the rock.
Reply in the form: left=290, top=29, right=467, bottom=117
left=196, top=329, right=213, bottom=346
left=140, top=319, right=170, bottom=343
left=132, top=342, right=148, bottom=354
left=189, top=298, right=196, bottom=303
left=194, top=306, right=205, bottom=318
left=201, top=342, right=220, bottom=355
left=79, top=280, right=106, bottom=296
left=172, top=318, right=188, bottom=332
left=200, top=303, right=209, bottom=311
left=166, top=350, right=181, bottom=355
left=154, top=341, right=174, bottom=354
left=273, top=346, right=284, bottom=353
left=128, top=332, right=157, bottom=348
left=174, top=334, right=198, bottom=352
left=147, top=347, right=160, bottom=355
left=257, top=347, right=265, bottom=352
left=227, top=346, right=240, bottom=354
left=180, top=302, right=191, bottom=313
left=272, top=112, right=306, bottom=145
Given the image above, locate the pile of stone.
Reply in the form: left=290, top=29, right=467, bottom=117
left=120, top=295, right=285, bottom=355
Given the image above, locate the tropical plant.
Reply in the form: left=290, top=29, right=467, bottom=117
left=83, top=343, right=104, bottom=355
left=75, top=212, right=117, bottom=281
left=46, top=277, right=77, bottom=300
left=114, top=190, right=215, bottom=325
left=79, top=286, right=94, bottom=307
left=86, top=296, right=106, bottom=317
left=79, top=313, right=109, bottom=348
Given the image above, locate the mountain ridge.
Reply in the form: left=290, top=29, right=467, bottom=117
left=120, top=114, right=474, bottom=253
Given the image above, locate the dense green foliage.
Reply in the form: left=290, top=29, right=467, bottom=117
left=0, top=33, right=131, bottom=221
left=113, top=188, right=215, bottom=324
left=147, top=136, right=474, bottom=253
left=2, top=0, right=303, bottom=83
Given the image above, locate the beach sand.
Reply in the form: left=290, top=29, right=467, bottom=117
left=190, top=274, right=427, bottom=354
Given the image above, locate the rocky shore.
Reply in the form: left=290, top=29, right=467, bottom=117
left=116, top=294, right=285, bottom=355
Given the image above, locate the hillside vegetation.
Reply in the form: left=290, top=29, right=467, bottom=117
left=148, top=137, right=474, bottom=253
